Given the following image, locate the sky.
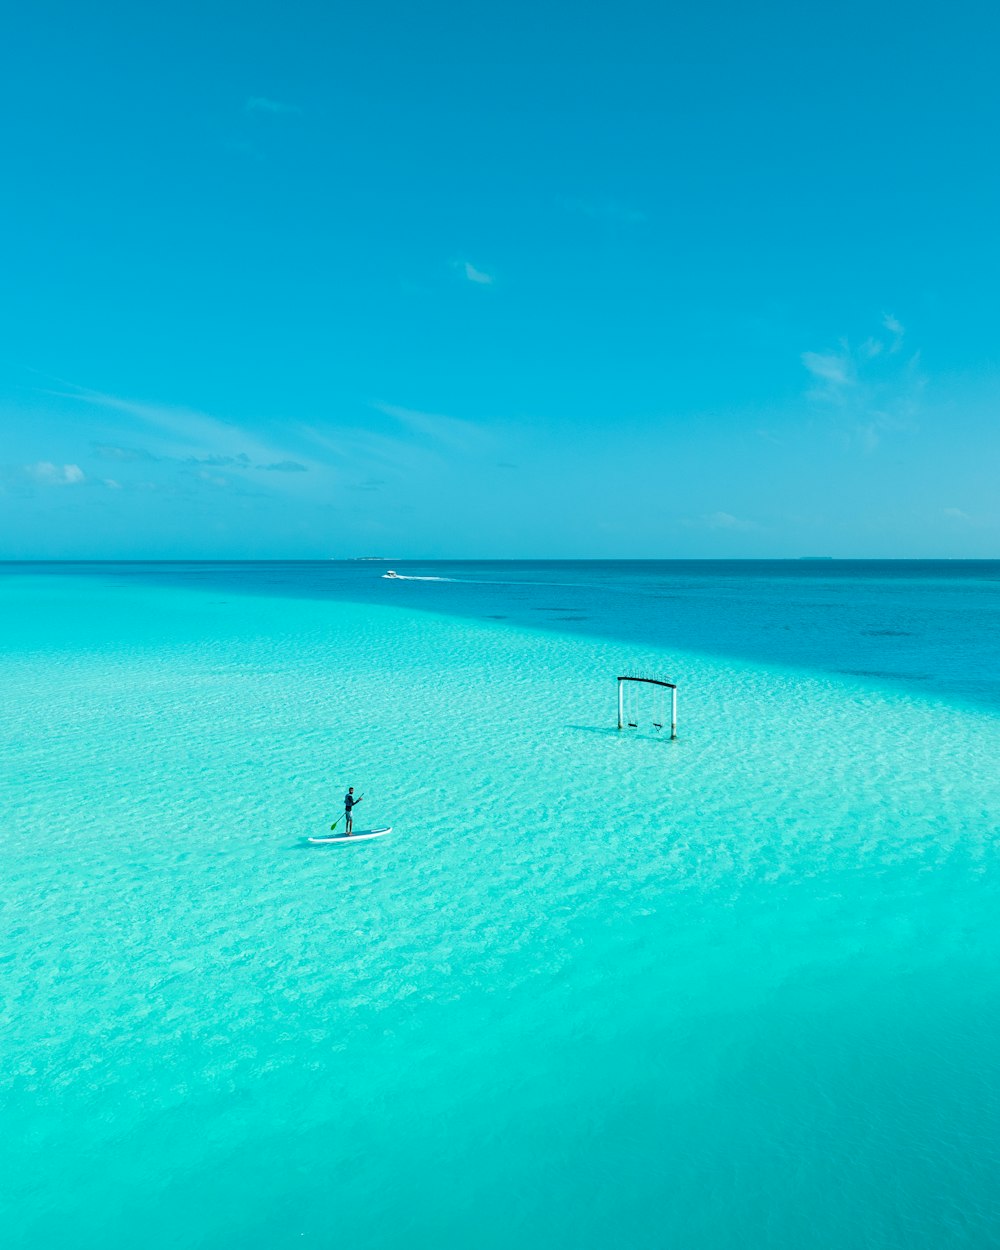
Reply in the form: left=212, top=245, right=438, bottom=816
left=1, top=0, right=998, bottom=558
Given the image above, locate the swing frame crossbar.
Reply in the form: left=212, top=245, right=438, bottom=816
left=617, top=674, right=677, bottom=739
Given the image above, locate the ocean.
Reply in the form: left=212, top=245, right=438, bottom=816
left=2, top=561, right=999, bottom=1248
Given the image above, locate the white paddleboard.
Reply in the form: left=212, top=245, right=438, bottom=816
left=308, top=827, right=392, bottom=844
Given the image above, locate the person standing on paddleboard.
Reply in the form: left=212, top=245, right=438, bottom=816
left=344, top=787, right=362, bottom=835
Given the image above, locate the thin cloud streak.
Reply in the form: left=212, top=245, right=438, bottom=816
left=57, top=385, right=312, bottom=474
left=245, top=96, right=301, bottom=116
left=371, top=401, right=489, bottom=453
left=92, top=443, right=158, bottom=462
left=679, top=510, right=758, bottom=532
left=802, top=351, right=852, bottom=386
left=801, top=315, right=924, bottom=453
left=26, top=461, right=85, bottom=485
left=40, top=384, right=329, bottom=501
left=462, top=261, right=493, bottom=285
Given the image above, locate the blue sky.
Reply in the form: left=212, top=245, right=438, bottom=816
left=2, top=0, right=998, bottom=557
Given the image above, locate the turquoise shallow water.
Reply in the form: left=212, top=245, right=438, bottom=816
left=3, top=564, right=1000, bottom=1247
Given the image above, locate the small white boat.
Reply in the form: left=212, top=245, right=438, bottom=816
left=382, top=569, right=400, bottom=579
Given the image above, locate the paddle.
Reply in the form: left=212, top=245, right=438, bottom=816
left=330, top=793, right=364, bottom=831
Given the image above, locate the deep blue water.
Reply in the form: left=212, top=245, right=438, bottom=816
left=6, top=560, right=999, bottom=709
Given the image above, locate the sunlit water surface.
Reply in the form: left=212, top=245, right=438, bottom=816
left=2, top=562, right=999, bottom=1248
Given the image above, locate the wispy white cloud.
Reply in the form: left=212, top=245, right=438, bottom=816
left=861, top=337, right=884, bottom=359
left=39, top=384, right=332, bottom=506
left=706, top=510, right=755, bottom=531
left=57, top=385, right=313, bottom=474
left=461, top=261, right=494, bottom=285
left=801, top=314, right=923, bottom=454
left=186, top=452, right=253, bottom=468
left=804, top=315, right=907, bottom=393
left=372, top=401, right=489, bottom=453
left=682, top=510, right=758, bottom=532
left=27, top=461, right=84, bottom=485
left=802, top=350, right=852, bottom=386
left=295, top=400, right=493, bottom=490
left=943, top=506, right=973, bottom=523
left=245, top=96, right=301, bottom=116
left=93, top=438, right=308, bottom=478
left=92, top=442, right=158, bottom=462
left=296, top=421, right=426, bottom=475
left=856, top=423, right=881, bottom=453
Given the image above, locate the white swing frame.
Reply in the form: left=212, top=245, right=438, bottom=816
left=617, top=674, right=677, bottom=739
